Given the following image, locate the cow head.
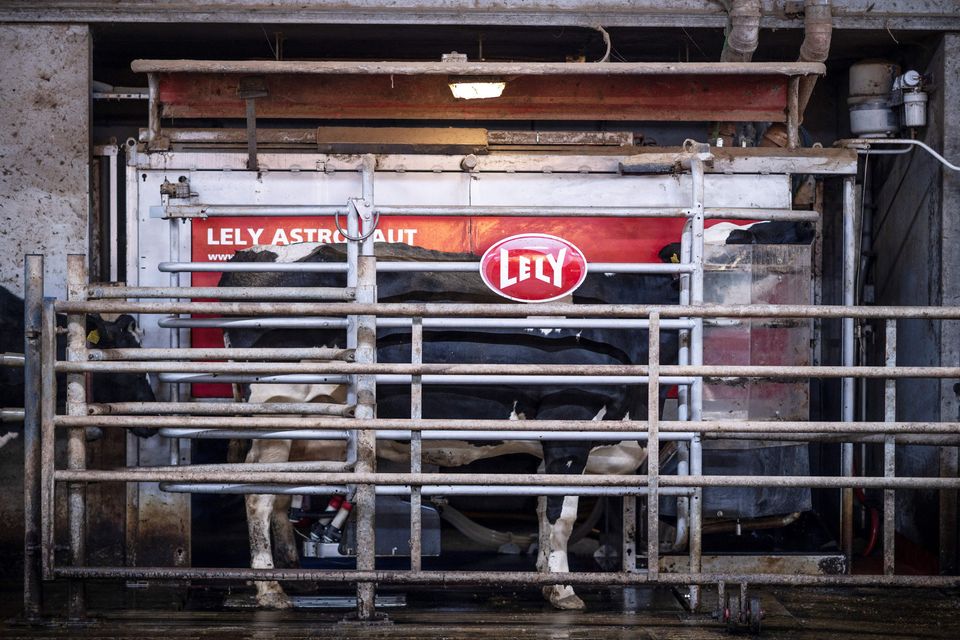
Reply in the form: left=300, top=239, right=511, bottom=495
left=86, top=314, right=158, bottom=438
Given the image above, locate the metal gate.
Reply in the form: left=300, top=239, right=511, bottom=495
left=20, top=140, right=960, bottom=624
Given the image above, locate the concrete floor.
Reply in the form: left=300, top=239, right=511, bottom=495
left=2, top=582, right=960, bottom=639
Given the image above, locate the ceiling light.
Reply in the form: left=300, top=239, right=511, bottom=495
left=448, top=77, right=506, bottom=100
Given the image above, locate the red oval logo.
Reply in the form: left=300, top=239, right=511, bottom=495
left=479, top=234, right=588, bottom=303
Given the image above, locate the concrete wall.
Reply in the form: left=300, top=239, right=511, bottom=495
left=870, top=34, right=959, bottom=561
left=0, top=23, right=90, bottom=578
left=0, top=24, right=90, bottom=299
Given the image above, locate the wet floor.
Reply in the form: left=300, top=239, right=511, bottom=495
left=2, top=581, right=960, bottom=639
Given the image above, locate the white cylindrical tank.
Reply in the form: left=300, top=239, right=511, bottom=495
left=848, top=60, right=900, bottom=138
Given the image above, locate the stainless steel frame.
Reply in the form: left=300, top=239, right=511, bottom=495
left=26, top=145, right=955, bottom=624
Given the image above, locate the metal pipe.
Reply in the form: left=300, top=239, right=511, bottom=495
left=410, top=317, right=423, bottom=572
left=720, top=0, right=761, bottom=63
left=158, top=373, right=350, bottom=384
left=688, top=156, right=706, bottom=612
left=90, top=401, right=354, bottom=417
left=88, top=347, right=355, bottom=361
left=56, top=470, right=960, bottom=490
left=1, top=409, right=24, bottom=422
left=22, top=255, right=42, bottom=618
left=155, top=260, right=695, bottom=274
left=53, top=565, right=960, bottom=588
left=55, top=299, right=960, bottom=320
left=87, top=286, right=356, bottom=300
left=154, top=461, right=352, bottom=472
left=146, top=73, right=160, bottom=144
left=39, top=299, right=56, bottom=580
left=156, top=428, right=697, bottom=442
left=884, top=319, right=897, bottom=575
left=159, top=317, right=349, bottom=329
left=787, top=77, right=800, bottom=148
left=842, top=176, right=856, bottom=564
left=844, top=139, right=960, bottom=173
left=155, top=373, right=695, bottom=386
left=354, top=156, right=377, bottom=621
left=1, top=352, right=25, bottom=367
left=157, top=429, right=351, bottom=440
left=159, top=483, right=695, bottom=497
left=157, top=317, right=697, bottom=330
left=647, top=312, right=660, bottom=579
left=108, top=149, right=118, bottom=282
left=162, top=204, right=820, bottom=222
left=59, top=416, right=960, bottom=435
left=707, top=433, right=960, bottom=445
left=675, top=222, right=692, bottom=555
left=797, top=0, right=833, bottom=117
left=65, top=255, right=87, bottom=618
left=131, top=59, right=826, bottom=77
left=59, top=359, right=960, bottom=380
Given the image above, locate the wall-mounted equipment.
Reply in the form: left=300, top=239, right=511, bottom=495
left=848, top=60, right=928, bottom=137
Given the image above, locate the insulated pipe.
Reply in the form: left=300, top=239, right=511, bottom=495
left=720, top=0, right=761, bottom=63
left=797, top=0, right=833, bottom=118
left=716, top=0, right=761, bottom=145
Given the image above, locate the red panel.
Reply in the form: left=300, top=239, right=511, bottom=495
left=190, top=216, right=744, bottom=397
left=159, top=73, right=788, bottom=122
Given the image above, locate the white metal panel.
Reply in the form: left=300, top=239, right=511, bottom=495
left=470, top=174, right=790, bottom=209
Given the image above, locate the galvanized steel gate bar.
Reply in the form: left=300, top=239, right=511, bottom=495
left=24, top=146, right=960, bottom=624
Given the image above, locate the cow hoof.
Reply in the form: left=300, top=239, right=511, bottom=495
left=544, top=587, right=586, bottom=610
left=257, top=591, right=293, bottom=609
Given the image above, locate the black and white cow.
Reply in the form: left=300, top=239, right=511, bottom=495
left=0, top=285, right=158, bottom=448
left=220, top=243, right=679, bottom=609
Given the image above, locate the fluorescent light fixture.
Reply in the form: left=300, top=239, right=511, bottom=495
left=448, top=77, right=506, bottom=100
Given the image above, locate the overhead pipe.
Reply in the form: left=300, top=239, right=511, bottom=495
left=720, top=0, right=762, bottom=63
left=717, top=0, right=761, bottom=146
left=798, top=0, right=833, bottom=119
left=760, top=0, right=832, bottom=146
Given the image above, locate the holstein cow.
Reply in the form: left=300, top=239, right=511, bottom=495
left=0, top=285, right=158, bottom=448
left=220, top=243, right=679, bottom=610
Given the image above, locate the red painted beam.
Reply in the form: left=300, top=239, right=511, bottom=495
left=158, top=73, right=788, bottom=122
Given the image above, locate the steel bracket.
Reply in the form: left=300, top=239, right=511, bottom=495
left=237, top=76, right=269, bottom=171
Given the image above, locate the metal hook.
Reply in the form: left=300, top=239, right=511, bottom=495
left=334, top=207, right=380, bottom=242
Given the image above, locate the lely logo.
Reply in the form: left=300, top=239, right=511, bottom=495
left=479, top=234, right=588, bottom=303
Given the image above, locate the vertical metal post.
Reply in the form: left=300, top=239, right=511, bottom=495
left=23, top=255, right=43, bottom=618
left=66, top=254, right=88, bottom=619
left=168, top=214, right=182, bottom=466
left=687, top=157, right=706, bottom=611
left=883, top=319, right=897, bottom=575
left=40, top=298, right=57, bottom=581
left=108, top=150, right=119, bottom=282
left=647, top=312, right=660, bottom=579
left=410, top=317, right=423, bottom=571
left=787, top=76, right=800, bottom=149
left=841, top=177, right=856, bottom=564
left=244, top=98, right=258, bottom=171
left=673, top=221, right=692, bottom=552
left=354, top=155, right=378, bottom=620
left=622, top=495, right=637, bottom=572
left=124, top=142, right=143, bottom=563
left=147, top=73, right=160, bottom=146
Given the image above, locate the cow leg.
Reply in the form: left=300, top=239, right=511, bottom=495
left=245, top=438, right=293, bottom=609
left=270, top=494, right=299, bottom=568
left=536, top=493, right=584, bottom=610
left=534, top=396, right=604, bottom=610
